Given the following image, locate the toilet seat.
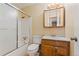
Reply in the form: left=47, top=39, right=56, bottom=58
left=28, top=44, right=39, bottom=51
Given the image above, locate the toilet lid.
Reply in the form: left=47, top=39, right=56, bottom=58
left=28, top=44, right=39, bottom=51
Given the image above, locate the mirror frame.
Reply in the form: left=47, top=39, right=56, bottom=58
left=43, top=7, right=65, bottom=28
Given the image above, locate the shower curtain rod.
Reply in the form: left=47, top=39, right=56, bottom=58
left=5, top=3, right=31, bottom=17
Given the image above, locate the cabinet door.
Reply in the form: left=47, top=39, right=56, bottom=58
left=56, top=47, right=69, bottom=56
left=40, top=44, right=55, bottom=56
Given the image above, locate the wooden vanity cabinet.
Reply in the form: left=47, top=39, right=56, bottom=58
left=40, top=44, right=55, bottom=56
left=40, top=39, right=70, bottom=56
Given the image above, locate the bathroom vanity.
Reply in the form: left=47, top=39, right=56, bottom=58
left=40, top=36, right=70, bottom=56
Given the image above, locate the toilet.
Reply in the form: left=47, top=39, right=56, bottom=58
left=27, top=35, right=42, bottom=56
left=27, top=44, right=39, bottom=56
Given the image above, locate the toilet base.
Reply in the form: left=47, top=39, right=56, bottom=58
left=28, top=52, right=39, bottom=56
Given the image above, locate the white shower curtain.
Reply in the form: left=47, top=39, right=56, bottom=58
left=18, top=17, right=32, bottom=47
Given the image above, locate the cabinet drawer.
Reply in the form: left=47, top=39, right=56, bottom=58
left=56, top=41, right=70, bottom=47
left=42, top=39, right=56, bottom=46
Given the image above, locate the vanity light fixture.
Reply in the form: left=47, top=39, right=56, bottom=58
left=47, top=3, right=64, bottom=9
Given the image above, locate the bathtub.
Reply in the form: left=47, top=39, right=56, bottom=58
left=6, top=44, right=28, bottom=56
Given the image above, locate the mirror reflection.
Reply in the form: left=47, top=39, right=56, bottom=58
left=44, top=6, right=65, bottom=28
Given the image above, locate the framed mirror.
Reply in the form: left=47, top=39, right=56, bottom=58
left=44, top=7, right=65, bottom=28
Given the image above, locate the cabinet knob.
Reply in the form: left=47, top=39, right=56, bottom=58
left=55, top=47, right=58, bottom=49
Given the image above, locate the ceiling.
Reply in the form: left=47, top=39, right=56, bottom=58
left=12, top=3, right=39, bottom=9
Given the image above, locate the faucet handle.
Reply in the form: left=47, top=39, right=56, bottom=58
left=23, top=37, right=27, bottom=40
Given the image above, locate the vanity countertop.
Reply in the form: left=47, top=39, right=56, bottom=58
left=42, top=35, right=70, bottom=42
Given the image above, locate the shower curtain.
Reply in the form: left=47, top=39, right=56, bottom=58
left=18, top=17, right=32, bottom=47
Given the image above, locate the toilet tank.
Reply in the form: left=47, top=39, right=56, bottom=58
left=32, top=35, right=42, bottom=44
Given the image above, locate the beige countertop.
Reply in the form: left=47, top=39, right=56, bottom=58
left=42, top=35, right=70, bottom=42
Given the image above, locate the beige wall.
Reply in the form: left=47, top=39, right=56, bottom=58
left=21, top=4, right=77, bottom=55
left=19, top=3, right=79, bottom=55
left=21, top=4, right=65, bottom=35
